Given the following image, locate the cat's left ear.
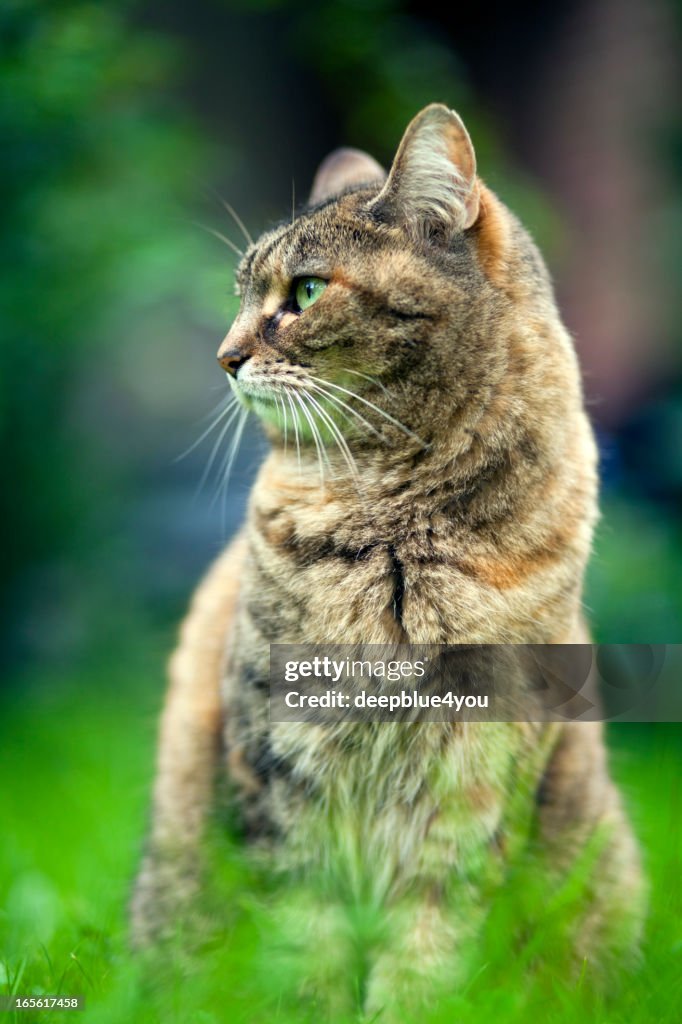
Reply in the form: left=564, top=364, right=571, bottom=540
left=370, top=104, right=480, bottom=239
left=308, top=148, right=386, bottom=206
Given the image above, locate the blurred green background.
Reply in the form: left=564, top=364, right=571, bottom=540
left=1, top=0, right=681, bottom=1021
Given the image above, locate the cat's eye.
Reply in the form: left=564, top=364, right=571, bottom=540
left=293, top=276, right=327, bottom=312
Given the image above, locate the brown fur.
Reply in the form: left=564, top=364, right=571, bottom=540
left=132, top=105, right=645, bottom=1016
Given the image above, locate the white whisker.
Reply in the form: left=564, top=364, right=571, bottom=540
left=285, top=391, right=302, bottom=476
left=305, top=381, right=382, bottom=440
left=341, top=367, right=393, bottom=400
left=175, top=393, right=238, bottom=462
left=278, top=395, right=288, bottom=453
left=196, top=222, right=244, bottom=259
left=304, top=390, right=359, bottom=481
left=219, top=199, right=253, bottom=248
left=293, top=391, right=327, bottom=487
left=212, top=406, right=249, bottom=519
left=196, top=402, right=243, bottom=496
left=201, top=391, right=238, bottom=421
left=308, top=375, right=426, bottom=446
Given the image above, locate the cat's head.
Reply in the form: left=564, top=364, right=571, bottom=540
left=218, top=104, right=555, bottom=463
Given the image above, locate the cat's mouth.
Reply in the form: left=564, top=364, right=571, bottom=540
left=228, top=374, right=277, bottom=406
left=229, top=370, right=427, bottom=451
left=230, top=373, right=352, bottom=444
left=228, top=376, right=288, bottom=430
left=245, top=393, right=278, bottom=414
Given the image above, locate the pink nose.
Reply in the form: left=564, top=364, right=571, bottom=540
left=218, top=349, right=250, bottom=376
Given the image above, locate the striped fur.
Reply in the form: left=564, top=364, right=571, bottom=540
left=132, top=105, right=645, bottom=1015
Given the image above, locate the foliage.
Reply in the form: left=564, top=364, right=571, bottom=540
left=0, top=0, right=213, bottom=656
left=0, top=657, right=680, bottom=1022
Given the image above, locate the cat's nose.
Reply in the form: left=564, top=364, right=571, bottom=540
left=218, top=349, right=250, bottom=377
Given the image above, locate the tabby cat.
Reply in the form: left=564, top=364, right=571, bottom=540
left=132, top=104, right=645, bottom=1018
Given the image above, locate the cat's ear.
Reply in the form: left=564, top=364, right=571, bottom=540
left=308, top=148, right=386, bottom=206
left=370, top=104, right=480, bottom=239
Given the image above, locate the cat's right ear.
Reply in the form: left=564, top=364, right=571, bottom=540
left=369, top=104, right=480, bottom=240
left=308, top=148, right=386, bottom=206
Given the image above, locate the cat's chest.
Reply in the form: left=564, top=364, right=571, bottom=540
left=246, top=532, right=402, bottom=643
left=244, top=512, right=505, bottom=645
left=248, top=720, right=519, bottom=887
left=244, top=477, right=573, bottom=645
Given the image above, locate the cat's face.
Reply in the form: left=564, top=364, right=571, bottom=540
left=218, top=105, right=546, bottom=457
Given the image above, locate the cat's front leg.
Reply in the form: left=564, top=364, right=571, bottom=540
left=130, top=536, right=246, bottom=945
left=266, top=890, right=362, bottom=1018
left=364, top=892, right=481, bottom=1022
left=533, top=721, right=646, bottom=976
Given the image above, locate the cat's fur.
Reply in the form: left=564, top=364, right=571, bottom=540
left=132, top=105, right=645, bottom=1016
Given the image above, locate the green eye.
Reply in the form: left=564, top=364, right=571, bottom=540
left=294, top=276, right=327, bottom=312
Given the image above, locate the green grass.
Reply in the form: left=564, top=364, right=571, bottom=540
left=1, top=653, right=681, bottom=1023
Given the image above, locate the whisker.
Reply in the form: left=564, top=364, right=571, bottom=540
left=196, top=222, right=244, bottom=259
left=284, top=391, right=302, bottom=476
left=293, top=391, right=327, bottom=487
left=201, top=391, right=238, bottom=422
left=220, top=407, right=249, bottom=533
left=291, top=178, right=296, bottom=226
left=175, top=393, right=238, bottom=462
left=196, top=402, right=243, bottom=496
left=298, top=391, right=330, bottom=479
left=304, top=390, right=359, bottom=481
left=305, top=393, right=334, bottom=481
left=278, top=395, right=288, bottom=453
left=340, top=368, right=393, bottom=400
left=305, top=381, right=382, bottom=439
left=219, top=198, right=254, bottom=247
left=308, top=375, right=427, bottom=446
left=212, top=406, right=249, bottom=516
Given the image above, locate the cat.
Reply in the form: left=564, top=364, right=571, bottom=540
left=131, top=104, right=645, bottom=1018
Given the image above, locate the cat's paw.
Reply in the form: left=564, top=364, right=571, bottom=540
left=364, top=961, right=450, bottom=1024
